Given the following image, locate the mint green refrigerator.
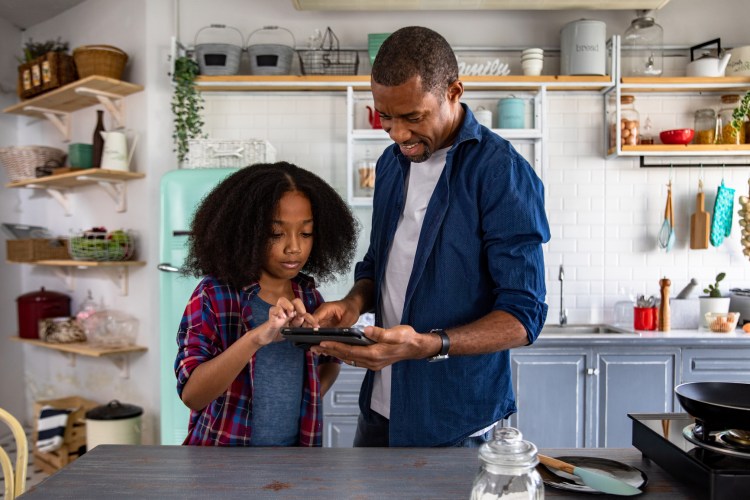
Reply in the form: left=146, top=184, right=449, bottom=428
left=158, top=168, right=236, bottom=444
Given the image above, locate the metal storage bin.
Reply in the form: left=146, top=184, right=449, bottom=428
left=246, top=26, right=295, bottom=76
left=194, top=24, right=243, bottom=76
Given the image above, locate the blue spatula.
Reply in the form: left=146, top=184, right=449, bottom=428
left=538, top=454, right=642, bottom=496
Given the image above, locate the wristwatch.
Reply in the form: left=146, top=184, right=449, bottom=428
left=428, top=329, right=450, bottom=362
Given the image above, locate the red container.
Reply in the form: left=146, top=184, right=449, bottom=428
left=16, top=287, right=71, bottom=339
left=634, top=306, right=658, bottom=331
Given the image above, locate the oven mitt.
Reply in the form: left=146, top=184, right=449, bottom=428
left=710, top=180, right=735, bottom=247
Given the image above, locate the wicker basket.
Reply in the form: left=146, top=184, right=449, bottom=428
left=7, top=238, right=70, bottom=262
left=72, top=45, right=128, bottom=80
left=184, top=139, right=276, bottom=168
left=33, top=396, right=100, bottom=473
left=17, top=51, right=77, bottom=100
left=0, top=145, right=67, bottom=182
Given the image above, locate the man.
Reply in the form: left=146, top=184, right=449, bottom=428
left=311, top=26, right=549, bottom=447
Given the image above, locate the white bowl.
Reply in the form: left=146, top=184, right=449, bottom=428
left=521, top=54, right=544, bottom=61
left=522, top=48, right=544, bottom=56
left=522, top=60, right=544, bottom=76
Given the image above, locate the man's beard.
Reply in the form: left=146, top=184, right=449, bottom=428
left=405, top=143, right=432, bottom=163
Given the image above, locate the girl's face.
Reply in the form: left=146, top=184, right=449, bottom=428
left=262, top=190, right=314, bottom=282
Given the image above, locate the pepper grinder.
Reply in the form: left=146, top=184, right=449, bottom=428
left=659, top=277, right=671, bottom=332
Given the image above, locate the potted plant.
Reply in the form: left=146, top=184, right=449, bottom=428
left=699, top=272, right=732, bottom=328
left=730, top=91, right=750, bottom=144
left=171, top=55, right=205, bottom=164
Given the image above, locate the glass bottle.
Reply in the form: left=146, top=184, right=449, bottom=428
left=75, top=289, right=100, bottom=324
left=470, top=427, right=544, bottom=500
left=356, top=149, right=376, bottom=197
left=694, top=108, right=718, bottom=144
left=719, top=94, right=747, bottom=144
left=92, top=109, right=106, bottom=168
left=621, top=10, right=663, bottom=77
left=610, top=95, right=640, bottom=149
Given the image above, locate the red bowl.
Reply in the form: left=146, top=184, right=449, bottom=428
left=660, top=128, right=695, bottom=145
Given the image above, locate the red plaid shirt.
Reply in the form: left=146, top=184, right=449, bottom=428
left=175, top=274, right=338, bottom=446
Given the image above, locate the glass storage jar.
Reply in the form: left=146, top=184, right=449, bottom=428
left=610, top=95, right=640, bottom=149
left=470, top=426, right=544, bottom=500
left=694, top=108, right=718, bottom=144
left=719, top=94, right=747, bottom=144
left=621, top=10, right=663, bottom=77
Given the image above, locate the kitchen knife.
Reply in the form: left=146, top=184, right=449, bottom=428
left=538, top=454, right=642, bottom=496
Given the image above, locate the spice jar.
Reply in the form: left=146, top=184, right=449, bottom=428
left=719, top=94, right=747, bottom=144
left=610, top=95, right=640, bottom=149
left=694, top=108, right=718, bottom=144
left=470, top=426, right=544, bottom=499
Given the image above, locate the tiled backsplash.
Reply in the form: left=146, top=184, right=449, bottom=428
left=202, top=91, right=750, bottom=326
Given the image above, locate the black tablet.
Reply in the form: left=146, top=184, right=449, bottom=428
left=281, top=327, right=375, bottom=348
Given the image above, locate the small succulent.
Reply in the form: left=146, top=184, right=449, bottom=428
left=703, top=272, right=726, bottom=298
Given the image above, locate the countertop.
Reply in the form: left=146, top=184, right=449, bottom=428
left=536, top=327, right=750, bottom=345
left=20, top=445, right=700, bottom=499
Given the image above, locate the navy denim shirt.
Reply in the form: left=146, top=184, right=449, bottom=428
left=354, top=104, right=550, bottom=446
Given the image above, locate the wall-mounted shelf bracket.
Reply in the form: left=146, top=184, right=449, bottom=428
left=77, top=176, right=127, bottom=211
left=22, top=105, right=71, bottom=141
left=50, top=266, right=75, bottom=290
left=102, top=265, right=130, bottom=295
left=108, top=354, right=131, bottom=378
left=75, top=87, right=126, bottom=128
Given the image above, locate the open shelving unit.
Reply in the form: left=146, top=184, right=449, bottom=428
left=10, top=260, right=146, bottom=295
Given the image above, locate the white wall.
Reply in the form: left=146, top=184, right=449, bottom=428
left=1, top=0, right=749, bottom=436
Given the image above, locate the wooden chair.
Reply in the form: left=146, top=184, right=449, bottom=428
left=0, top=407, right=28, bottom=499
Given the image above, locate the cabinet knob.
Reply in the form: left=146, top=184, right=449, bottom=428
left=586, top=368, right=600, bottom=376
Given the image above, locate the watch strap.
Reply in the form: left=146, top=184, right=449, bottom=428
left=428, top=328, right=450, bottom=362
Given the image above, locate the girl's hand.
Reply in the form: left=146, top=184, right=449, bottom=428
left=254, top=297, right=314, bottom=346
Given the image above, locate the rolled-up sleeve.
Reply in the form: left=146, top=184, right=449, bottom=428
left=175, top=288, right=222, bottom=397
left=482, top=152, right=550, bottom=344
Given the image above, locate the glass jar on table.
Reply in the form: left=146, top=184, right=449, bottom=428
left=694, top=108, right=718, bottom=144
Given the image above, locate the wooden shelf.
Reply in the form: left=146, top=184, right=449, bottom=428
left=5, top=168, right=144, bottom=189
left=11, top=336, right=146, bottom=357
left=8, top=260, right=145, bottom=295
left=620, top=76, right=750, bottom=92
left=26, top=259, right=146, bottom=267
left=3, top=75, right=144, bottom=117
left=195, top=74, right=613, bottom=92
left=608, top=144, right=750, bottom=156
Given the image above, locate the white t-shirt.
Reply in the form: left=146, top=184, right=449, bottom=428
left=370, top=148, right=448, bottom=419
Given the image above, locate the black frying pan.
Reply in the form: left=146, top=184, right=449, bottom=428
left=675, top=382, right=750, bottom=430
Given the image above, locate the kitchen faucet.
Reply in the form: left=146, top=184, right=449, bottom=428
left=559, top=264, right=567, bottom=326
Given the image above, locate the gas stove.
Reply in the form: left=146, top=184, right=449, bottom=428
left=630, top=413, right=750, bottom=499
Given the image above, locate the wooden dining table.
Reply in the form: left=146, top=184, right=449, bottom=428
left=20, top=445, right=700, bottom=499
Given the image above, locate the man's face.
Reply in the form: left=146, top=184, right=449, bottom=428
left=371, top=75, right=463, bottom=163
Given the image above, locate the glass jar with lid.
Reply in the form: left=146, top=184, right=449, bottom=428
left=610, top=95, right=640, bottom=149
left=470, top=426, right=544, bottom=499
left=694, top=108, right=718, bottom=144
left=621, top=10, right=664, bottom=77
left=719, top=94, right=747, bottom=144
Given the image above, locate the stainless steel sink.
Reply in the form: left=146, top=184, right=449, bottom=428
left=541, top=324, right=631, bottom=334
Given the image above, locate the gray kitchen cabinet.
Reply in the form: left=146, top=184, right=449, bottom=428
left=323, top=364, right=366, bottom=448
left=681, top=348, right=750, bottom=383
left=509, top=348, right=589, bottom=448
left=593, top=349, right=678, bottom=447
left=511, top=345, right=678, bottom=448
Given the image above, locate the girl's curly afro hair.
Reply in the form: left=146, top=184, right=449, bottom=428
left=183, top=162, right=360, bottom=289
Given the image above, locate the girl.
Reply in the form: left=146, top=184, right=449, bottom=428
left=175, top=162, right=359, bottom=446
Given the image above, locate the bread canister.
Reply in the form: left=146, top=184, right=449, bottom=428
left=560, top=19, right=607, bottom=76
left=86, top=400, right=143, bottom=450
left=16, top=287, right=71, bottom=339
left=497, top=98, right=525, bottom=129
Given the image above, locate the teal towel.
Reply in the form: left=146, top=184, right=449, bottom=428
left=710, top=181, right=735, bottom=247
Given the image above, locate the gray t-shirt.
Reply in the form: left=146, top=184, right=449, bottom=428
left=248, top=295, right=305, bottom=446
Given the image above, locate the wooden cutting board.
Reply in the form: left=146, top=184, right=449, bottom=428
left=690, top=191, right=710, bottom=249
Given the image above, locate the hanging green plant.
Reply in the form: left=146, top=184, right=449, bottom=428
left=171, top=55, right=205, bottom=164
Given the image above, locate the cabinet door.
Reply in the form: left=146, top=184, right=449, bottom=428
left=679, top=348, right=750, bottom=411
left=324, top=416, right=359, bottom=448
left=510, top=349, right=589, bottom=448
left=323, top=365, right=366, bottom=415
left=594, top=349, right=678, bottom=448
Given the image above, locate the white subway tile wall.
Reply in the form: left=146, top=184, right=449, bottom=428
left=201, top=92, right=750, bottom=325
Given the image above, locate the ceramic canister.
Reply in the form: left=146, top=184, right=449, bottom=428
left=474, top=107, right=493, bottom=128
left=497, top=98, right=525, bottom=129
left=86, top=400, right=143, bottom=450
left=560, top=19, right=607, bottom=76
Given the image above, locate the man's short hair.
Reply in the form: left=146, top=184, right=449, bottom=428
left=371, top=26, right=458, bottom=98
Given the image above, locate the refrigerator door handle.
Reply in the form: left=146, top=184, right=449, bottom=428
left=157, top=262, right=181, bottom=273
